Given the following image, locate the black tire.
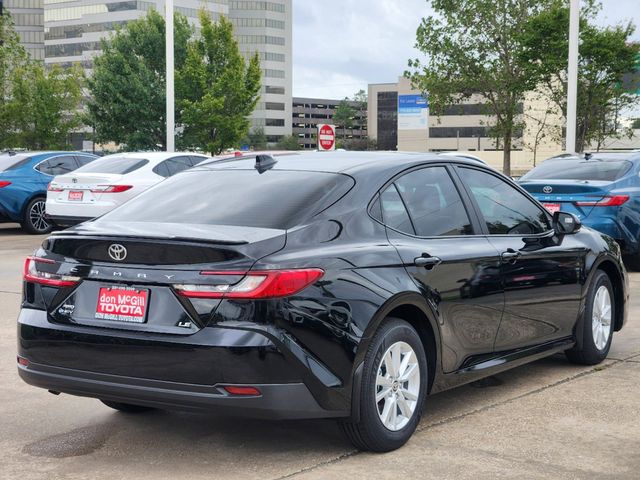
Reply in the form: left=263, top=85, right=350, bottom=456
left=100, top=400, right=156, bottom=413
left=21, top=197, right=52, bottom=235
left=340, top=318, right=428, bottom=452
left=566, top=270, right=615, bottom=365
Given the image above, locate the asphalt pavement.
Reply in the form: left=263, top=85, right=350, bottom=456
left=0, top=223, right=638, bottom=480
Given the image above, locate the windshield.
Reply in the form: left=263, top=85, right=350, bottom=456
left=521, top=159, right=633, bottom=182
left=101, top=169, right=354, bottom=230
left=0, top=154, right=30, bottom=172
left=75, top=156, right=149, bottom=175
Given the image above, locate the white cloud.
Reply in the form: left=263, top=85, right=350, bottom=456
left=293, top=0, right=640, bottom=100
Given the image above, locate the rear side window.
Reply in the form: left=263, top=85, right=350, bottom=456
left=459, top=167, right=550, bottom=235
left=380, top=185, right=414, bottom=233
left=76, top=156, right=149, bottom=174
left=394, top=167, right=473, bottom=236
left=37, top=156, right=78, bottom=176
left=101, top=169, right=355, bottom=230
left=76, top=155, right=96, bottom=166
left=165, top=156, right=193, bottom=176
left=521, top=159, right=632, bottom=182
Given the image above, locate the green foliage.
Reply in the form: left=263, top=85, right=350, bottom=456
left=519, top=1, right=640, bottom=152
left=0, top=11, right=28, bottom=148
left=407, top=0, right=555, bottom=175
left=179, top=12, right=262, bottom=155
left=336, top=137, right=377, bottom=151
left=276, top=135, right=302, bottom=150
left=241, top=126, right=267, bottom=150
left=333, top=99, right=355, bottom=139
left=632, top=118, right=640, bottom=130
left=7, top=63, right=84, bottom=149
left=86, top=10, right=192, bottom=151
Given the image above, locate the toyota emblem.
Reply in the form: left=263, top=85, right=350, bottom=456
left=108, top=244, right=127, bottom=261
left=543, top=186, right=553, bottom=194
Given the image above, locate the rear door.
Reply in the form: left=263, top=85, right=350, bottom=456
left=380, top=165, right=504, bottom=373
left=456, top=166, right=585, bottom=352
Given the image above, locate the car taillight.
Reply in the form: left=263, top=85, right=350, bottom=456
left=90, top=185, right=133, bottom=193
left=574, top=195, right=630, bottom=207
left=174, top=268, right=324, bottom=299
left=47, top=183, right=63, bottom=192
left=0, top=181, right=12, bottom=188
left=23, top=256, right=81, bottom=287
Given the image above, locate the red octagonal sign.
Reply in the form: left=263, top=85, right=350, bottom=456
left=318, top=124, right=336, bottom=151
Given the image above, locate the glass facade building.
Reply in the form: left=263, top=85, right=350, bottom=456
left=5, top=0, right=45, bottom=60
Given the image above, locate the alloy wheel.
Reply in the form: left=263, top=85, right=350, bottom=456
left=375, top=341, right=421, bottom=431
left=29, top=200, right=50, bottom=233
left=592, top=285, right=612, bottom=351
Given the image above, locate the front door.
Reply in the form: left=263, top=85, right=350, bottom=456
left=455, top=166, right=585, bottom=352
left=378, top=165, right=504, bottom=373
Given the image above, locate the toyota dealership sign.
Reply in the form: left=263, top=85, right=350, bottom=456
left=317, top=124, right=336, bottom=151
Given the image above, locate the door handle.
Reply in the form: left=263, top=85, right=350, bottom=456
left=501, top=248, right=521, bottom=264
left=414, top=255, right=442, bottom=269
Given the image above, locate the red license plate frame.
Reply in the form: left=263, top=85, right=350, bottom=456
left=95, top=287, right=149, bottom=323
left=543, top=203, right=561, bottom=214
left=68, top=190, right=84, bottom=201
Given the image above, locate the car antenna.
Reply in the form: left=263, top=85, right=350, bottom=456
left=584, top=152, right=592, bottom=160
left=255, top=154, right=277, bottom=174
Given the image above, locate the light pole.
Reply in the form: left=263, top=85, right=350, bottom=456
left=165, top=0, right=175, bottom=152
left=566, top=0, right=580, bottom=153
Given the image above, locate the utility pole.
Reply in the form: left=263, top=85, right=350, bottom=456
left=566, top=0, right=580, bottom=153
left=165, top=0, right=175, bottom=152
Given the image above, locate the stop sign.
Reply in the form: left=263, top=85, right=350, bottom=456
left=318, top=124, right=336, bottom=151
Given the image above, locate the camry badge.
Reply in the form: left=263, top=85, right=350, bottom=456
left=108, top=244, right=127, bottom=261
left=543, top=186, right=553, bottom=194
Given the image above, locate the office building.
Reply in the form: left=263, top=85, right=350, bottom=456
left=230, top=0, right=292, bottom=143
left=4, top=0, right=45, bottom=60
left=292, top=96, right=367, bottom=149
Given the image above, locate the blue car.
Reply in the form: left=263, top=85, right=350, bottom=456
left=0, top=151, right=98, bottom=234
left=520, top=152, right=640, bottom=269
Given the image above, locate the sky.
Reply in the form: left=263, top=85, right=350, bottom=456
left=292, top=0, right=640, bottom=100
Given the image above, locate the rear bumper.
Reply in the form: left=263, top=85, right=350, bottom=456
left=46, top=215, right=92, bottom=226
left=17, top=308, right=348, bottom=419
left=18, top=362, right=334, bottom=419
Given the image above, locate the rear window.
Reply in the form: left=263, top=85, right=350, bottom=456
left=101, top=169, right=355, bottom=229
left=75, top=156, right=149, bottom=175
left=0, top=154, right=30, bottom=172
left=521, top=159, right=632, bottom=182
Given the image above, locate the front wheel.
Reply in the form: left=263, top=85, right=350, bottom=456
left=21, top=197, right=52, bottom=235
left=566, top=270, right=614, bottom=365
left=340, top=318, right=428, bottom=452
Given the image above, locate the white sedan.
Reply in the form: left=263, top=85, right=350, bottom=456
left=46, top=152, right=211, bottom=226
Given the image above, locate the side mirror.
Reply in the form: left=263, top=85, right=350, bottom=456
left=553, top=211, right=581, bottom=235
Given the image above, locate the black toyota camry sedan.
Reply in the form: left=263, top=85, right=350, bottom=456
left=17, top=152, right=628, bottom=452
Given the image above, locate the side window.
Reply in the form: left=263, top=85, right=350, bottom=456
left=190, top=155, right=208, bottom=166
left=35, top=160, right=53, bottom=175
left=76, top=155, right=96, bottom=166
left=380, top=184, right=414, bottom=234
left=44, top=156, right=78, bottom=176
left=153, top=161, right=170, bottom=178
left=394, top=167, right=473, bottom=236
left=458, top=167, right=550, bottom=235
left=165, top=156, right=194, bottom=176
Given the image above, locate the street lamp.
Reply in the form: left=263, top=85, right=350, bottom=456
left=165, top=0, right=175, bottom=152
left=566, top=0, right=580, bottom=153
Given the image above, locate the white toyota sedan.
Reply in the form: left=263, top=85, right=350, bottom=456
left=46, top=152, right=211, bottom=226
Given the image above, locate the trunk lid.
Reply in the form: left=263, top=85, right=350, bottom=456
left=519, top=179, right=613, bottom=219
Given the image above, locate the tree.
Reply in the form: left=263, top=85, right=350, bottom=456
left=241, top=126, right=267, bottom=150
left=179, top=12, right=261, bottom=155
left=333, top=99, right=355, bottom=139
left=6, top=63, right=84, bottom=149
left=632, top=118, right=640, bottom=130
left=276, top=135, right=301, bottom=150
left=407, top=0, right=554, bottom=176
left=352, top=89, right=368, bottom=129
left=0, top=11, right=28, bottom=148
left=86, top=10, right=192, bottom=150
left=520, top=2, right=640, bottom=152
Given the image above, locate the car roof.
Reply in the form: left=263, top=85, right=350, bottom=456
left=196, top=151, right=485, bottom=177
left=545, top=152, right=640, bottom=162
left=0, top=151, right=92, bottom=158
left=101, top=152, right=210, bottom=161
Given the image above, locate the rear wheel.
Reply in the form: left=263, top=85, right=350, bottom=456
left=21, top=197, right=52, bottom=234
left=340, top=318, right=427, bottom=452
left=100, top=400, right=156, bottom=413
left=566, top=270, right=614, bottom=365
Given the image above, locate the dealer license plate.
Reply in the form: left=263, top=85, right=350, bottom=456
left=95, top=287, right=149, bottom=323
left=543, top=203, right=561, bottom=214
left=68, top=191, right=84, bottom=201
